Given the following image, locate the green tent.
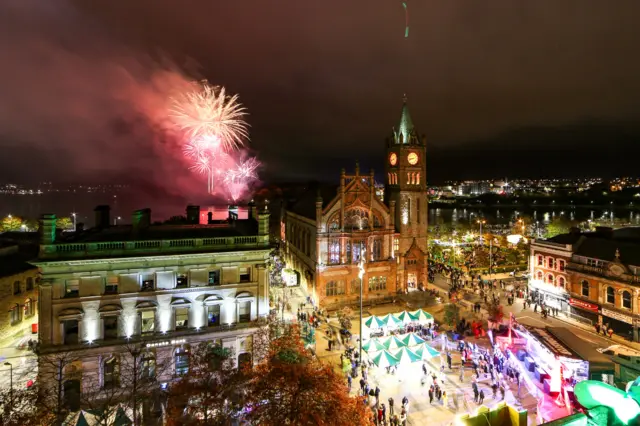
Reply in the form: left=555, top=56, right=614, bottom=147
left=371, top=350, right=400, bottom=368
left=396, top=311, right=413, bottom=324
left=381, top=313, right=403, bottom=328
left=382, top=335, right=406, bottom=350
left=402, top=333, right=426, bottom=347
left=413, top=343, right=440, bottom=359
left=362, top=339, right=386, bottom=353
left=363, top=315, right=386, bottom=329
left=409, top=309, right=434, bottom=324
left=392, top=347, right=422, bottom=364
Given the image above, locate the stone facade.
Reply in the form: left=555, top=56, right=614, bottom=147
left=0, top=245, right=38, bottom=342
left=34, top=205, right=271, bottom=407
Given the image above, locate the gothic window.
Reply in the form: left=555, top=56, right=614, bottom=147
left=373, top=213, right=382, bottom=229
left=329, top=217, right=340, bottom=232
left=623, top=291, right=632, bottom=309
left=416, top=173, right=420, bottom=185
left=606, top=286, right=615, bottom=304
left=407, top=173, right=411, bottom=185
left=393, top=238, right=399, bottom=253
left=368, top=276, right=387, bottom=291
left=581, top=280, right=589, bottom=297
left=345, top=209, right=369, bottom=231
left=328, top=239, right=340, bottom=264
left=326, top=280, right=345, bottom=296
left=351, top=240, right=364, bottom=264
left=372, top=239, right=382, bottom=261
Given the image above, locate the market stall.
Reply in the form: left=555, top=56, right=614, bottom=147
left=361, top=309, right=434, bottom=339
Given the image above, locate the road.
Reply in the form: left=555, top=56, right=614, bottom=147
left=429, top=274, right=617, bottom=351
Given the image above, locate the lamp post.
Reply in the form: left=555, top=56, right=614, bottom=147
left=477, top=219, right=486, bottom=244
left=4, top=362, right=12, bottom=413
left=358, top=244, right=366, bottom=364
left=71, top=212, right=77, bottom=231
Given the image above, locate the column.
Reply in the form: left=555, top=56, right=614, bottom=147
left=256, top=265, right=268, bottom=317
left=38, top=279, right=54, bottom=345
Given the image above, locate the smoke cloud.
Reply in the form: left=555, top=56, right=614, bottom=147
left=0, top=0, right=257, bottom=208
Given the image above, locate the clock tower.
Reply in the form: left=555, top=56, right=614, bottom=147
left=384, top=95, right=428, bottom=289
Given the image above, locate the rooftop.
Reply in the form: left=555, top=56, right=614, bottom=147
left=545, top=227, right=640, bottom=266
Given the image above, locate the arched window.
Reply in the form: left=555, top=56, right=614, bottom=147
left=416, top=173, right=420, bottom=185
left=623, top=291, right=632, bottom=309
left=344, top=209, right=369, bottom=231
left=606, top=286, right=615, bottom=304
left=537, top=255, right=543, bottom=266
left=557, top=277, right=565, bottom=289
left=581, top=280, right=589, bottom=297
left=26, top=277, right=34, bottom=291
left=546, top=274, right=554, bottom=285
left=24, top=298, right=35, bottom=317
left=328, top=239, right=340, bottom=264
left=547, top=258, right=555, bottom=269
left=536, top=271, right=543, bottom=281
left=103, top=356, right=120, bottom=389
left=558, top=260, right=565, bottom=272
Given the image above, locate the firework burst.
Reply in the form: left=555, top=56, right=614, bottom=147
left=170, top=82, right=249, bottom=153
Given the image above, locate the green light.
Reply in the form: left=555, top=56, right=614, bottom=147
left=574, top=380, right=640, bottom=425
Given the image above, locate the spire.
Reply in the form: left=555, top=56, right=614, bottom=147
left=397, top=94, right=415, bottom=144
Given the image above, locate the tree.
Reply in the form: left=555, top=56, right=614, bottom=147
left=0, top=384, right=55, bottom=425
left=1, top=215, right=23, bottom=232
left=336, top=307, right=353, bottom=331
left=245, top=326, right=373, bottom=426
left=443, top=304, right=461, bottom=328
left=166, top=342, right=246, bottom=425
left=36, top=350, right=85, bottom=426
left=545, top=217, right=576, bottom=238
left=24, top=218, right=39, bottom=231
left=267, top=249, right=285, bottom=287
left=56, top=217, right=74, bottom=231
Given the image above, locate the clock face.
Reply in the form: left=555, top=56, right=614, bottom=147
left=408, top=152, right=419, bottom=165
left=389, top=153, right=398, bottom=166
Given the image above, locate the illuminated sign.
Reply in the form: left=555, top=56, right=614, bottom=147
left=602, top=308, right=633, bottom=325
left=146, top=338, right=186, bottom=348
left=569, top=298, right=599, bottom=312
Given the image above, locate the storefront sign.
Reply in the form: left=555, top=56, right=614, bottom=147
left=569, top=298, right=599, bottom=313
left=602, top=308, right=633, bottom=325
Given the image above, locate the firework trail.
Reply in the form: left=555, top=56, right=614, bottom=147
left=170, top=82, right=249, bottom=153
left=170, top=81, right=259, bottom=198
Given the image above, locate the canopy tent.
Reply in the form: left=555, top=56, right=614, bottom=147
left=382, top=335, right=407, bottom=351
left=409, top=309, right=434, bottom=324
left=371, top=350, right=400, bottom=368
left=63, top=406, right=132, bottom=426
left=396, top=311, right=413, bottom=324
left=402, top=333, right=426, bottom=347
left=413, top=343, right=441, bottom=360
left=392, top=346, right=422, bottom=364
left=362, top=339, right=387, bottom=353
left=381, top=313, right=403, bottom=328
left=363, top=315, right=386, bottom=329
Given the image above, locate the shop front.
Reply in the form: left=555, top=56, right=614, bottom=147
left=568, top=298, right=600, bottom=326
left=601, top=307, right=635, bottom=341
left=528, top=279, right=569, bottom=313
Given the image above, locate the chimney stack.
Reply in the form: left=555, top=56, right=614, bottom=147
left=39, top=214, right=56, bottom=245
left=94, top=205, right=111, bottom=229
left=248, top=200, right=258, bottom=220
left=207, top=212, right=213, bottom=224
left=186, top=205, right=200, bottom=224
left=132, top=208, right=151, bottom=232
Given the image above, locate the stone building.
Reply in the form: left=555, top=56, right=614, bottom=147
left=282, top=96, right=429, bottom=306
left=0, top=242, right=38, bottom=343
left=528, top=234, right=573, bottom=313
left=34, top=204, right=271, bottom=410
left=529, top=227, right=640, bottom=341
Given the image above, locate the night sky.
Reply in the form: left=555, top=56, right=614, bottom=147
left=1, top=0, right=639, bottom=191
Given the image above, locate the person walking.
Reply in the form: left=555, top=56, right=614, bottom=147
left=479, top=389, right=485, bottom=404
left=388, top=397, right=395, bottom=416
left=428, top=386, right=434, bottom=404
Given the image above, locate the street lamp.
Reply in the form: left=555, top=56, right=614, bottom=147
left=4, top=362, right=12, bottom=412
left=518, top=218, right=525, bottom=236
left=114, top=216, right=121, bottom=226
left=71, top=212, right=77, bottom=231
left=477, top=219, right=486, bottom=244
left=358, top=244, right=366, bottom=364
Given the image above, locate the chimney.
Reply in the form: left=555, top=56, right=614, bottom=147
left=207, top=211, right=213, bottom=224
left=94, top=205, right=111, bottom=229
left=186, top=205, right=200, bottom=224
left=248, top=200, right=257, bottom=220
left=132, top=208, right=151, bottom=232
left=39, top=214, right=56, bottom=245
left=258, top=205, right=270, bottom=236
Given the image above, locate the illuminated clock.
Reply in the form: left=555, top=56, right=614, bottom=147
left=408, top=152, right=419, bottom=165
left=389, top=153, right=398, bottom=166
